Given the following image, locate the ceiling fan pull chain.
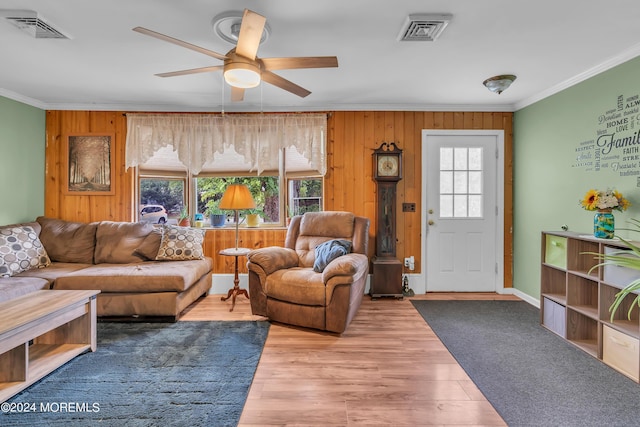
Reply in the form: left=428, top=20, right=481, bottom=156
left=221, top=72, right=225, bottom=115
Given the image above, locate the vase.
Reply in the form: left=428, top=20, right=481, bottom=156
left=246, top=213, right=260, bottom=228
left=594, top=209, right=614, bottom=239
left=210, top=214, right=226, bottom=228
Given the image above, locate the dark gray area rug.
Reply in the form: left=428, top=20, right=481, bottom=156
left=2, top=321, right=269, bottom=427
left=412, top=300, right=640, bottom=427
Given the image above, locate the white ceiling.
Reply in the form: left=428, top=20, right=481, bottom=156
left=1, top=0, right=640, bottom=113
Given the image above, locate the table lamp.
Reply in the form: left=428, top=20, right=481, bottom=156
left=219, top=184, right=256, bottom=250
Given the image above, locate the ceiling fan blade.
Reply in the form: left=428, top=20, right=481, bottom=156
left=235, top=9, right=266, bottom=60
left=260, top=56, right=338, bottom=71
left=261, top=71, right=311, bottom=98
left=156, top=65, right=224, bottom=78
left=231, top=86, right=245, bottom=102
left=133, top=27, right=227, bottom=61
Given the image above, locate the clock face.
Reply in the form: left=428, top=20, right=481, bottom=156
left=377, top=155, right=399, bottom=177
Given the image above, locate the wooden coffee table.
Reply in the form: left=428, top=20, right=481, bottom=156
left=0, top=289, right=100, bottom=403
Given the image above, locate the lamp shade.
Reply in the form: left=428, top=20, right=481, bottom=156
left=219, top=184, right=256, bottom=210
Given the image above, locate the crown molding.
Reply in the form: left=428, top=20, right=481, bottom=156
left=0, top=89, right=48, bottom=110
left=514, top=42, right=640, bottom=111
left=5, top=99, right=517, bottom=113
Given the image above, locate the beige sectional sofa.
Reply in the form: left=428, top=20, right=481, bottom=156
left=0, top=217, right=212, bottom=320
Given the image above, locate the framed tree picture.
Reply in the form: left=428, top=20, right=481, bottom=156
left=64, top=133, right=115, bottom=195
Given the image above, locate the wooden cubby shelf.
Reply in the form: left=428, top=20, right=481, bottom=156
left=0, top=290, right=99, bottom=403
left=541, top=231, right=640, bottom=382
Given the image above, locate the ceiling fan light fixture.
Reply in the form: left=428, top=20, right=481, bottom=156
left=224, top=62, right=261, bottom=88
left=483, top=74, right=516, bottom=94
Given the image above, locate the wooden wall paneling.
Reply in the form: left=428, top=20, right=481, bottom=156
left=422, top=112, right=435, bottom=129
left=340, top=111, right=356, bottom=213
left=483, top=112, right=494, bottom=129
left=463, top=111, right=474, bottom=128
left=392, top=111, right=406, bottom=259
left=443, top=111, right=454, bottom=128
left=411, top=112, right=425, bottom=272
left=502, top=113, right=514, bottom=287
left=453, top=111, right=464, bottom=129
left=205, top=228, right=288, bottom=274
left=362, top=112, right=377, bottom=257
left=326, top=112, right=340, bottom=210
left=351, top=112, right=365, bottom=217
left=44, top=111, right=61, bottom=219
left=473, top=112, right=483, bottom=129
left=44, top=110, right=512, bottom=282
left=402, top=112, right=418, bottom=270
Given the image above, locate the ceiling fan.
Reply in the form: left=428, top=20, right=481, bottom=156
left=133, top=9, right=338, bottom=102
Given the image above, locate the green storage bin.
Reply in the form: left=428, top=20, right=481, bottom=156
left=545, top=235, right=567, bottom=269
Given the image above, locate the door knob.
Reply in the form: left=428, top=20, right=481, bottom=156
left=428, top=220, right=435, bottom=225
left=428, top=209, right=434, bottom=214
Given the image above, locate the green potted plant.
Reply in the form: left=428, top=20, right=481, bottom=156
left=245, top=208, right=263, bottom=228
left=177, top=206, right=190, bottom=227
left=589, top=218, right=640, bottom=321
left=206, top=202, right=226, bottom=228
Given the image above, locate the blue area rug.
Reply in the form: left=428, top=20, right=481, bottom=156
left=2, top=321, right=269, bottom=427
left=412, top=300, right=640, bottom=427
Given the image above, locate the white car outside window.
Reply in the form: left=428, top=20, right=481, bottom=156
left=140, top=205, right=168, bottom=224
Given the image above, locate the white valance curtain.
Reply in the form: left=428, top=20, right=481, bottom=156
left=125, top=113, right=327, bottom=175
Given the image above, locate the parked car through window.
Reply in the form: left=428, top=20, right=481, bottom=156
left=139, top=205, right=168, bottom=224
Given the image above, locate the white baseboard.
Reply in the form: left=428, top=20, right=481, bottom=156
left=512, top=288, right=540, bottom=308
left=210, top=273, right=541, bottom=310
left=209, top=274, right=244, bottom=294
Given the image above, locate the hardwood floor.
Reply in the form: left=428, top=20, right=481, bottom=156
left=181, top=292, right=520, bottom=426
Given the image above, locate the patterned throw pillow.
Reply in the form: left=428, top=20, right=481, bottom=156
left=0, top=226, right=51, bottom=277
left=155, top=225, right=205, bottom=261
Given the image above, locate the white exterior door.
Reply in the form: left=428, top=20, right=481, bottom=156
left=422, top=130, right=504, bottom=292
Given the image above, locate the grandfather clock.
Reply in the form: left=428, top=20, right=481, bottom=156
left=370, top=142, right=404, bottom=299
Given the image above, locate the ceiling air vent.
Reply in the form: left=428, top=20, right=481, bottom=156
left=1, top=9, right=69, bottom=39
left=397, top=14, right=452, bottom=42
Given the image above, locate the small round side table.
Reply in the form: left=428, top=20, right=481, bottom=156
left=219, top=247, right=251, bottom=311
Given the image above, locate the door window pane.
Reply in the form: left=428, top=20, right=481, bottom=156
left=438, top=146, right=484, bottom=218
left=454, top=147, right=467, bottom=169
left=440, top=147, right=453, bottom=169
left=440, top=171, right=453, bottom=193
left=454, top=195, right=467, bottom=217
left=440, top=195, right=453, bottom=217
left=469, top=148, right=482, bottom=170
left=469, top=171, right=482, bottom=194
left=454, top=171, right=468, bottom=194
left=468, top=195, right=482, bottom=217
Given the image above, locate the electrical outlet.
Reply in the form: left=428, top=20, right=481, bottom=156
left=404, top=257, right=415, bottom=270
left=402, top=202, right=416, bottom=212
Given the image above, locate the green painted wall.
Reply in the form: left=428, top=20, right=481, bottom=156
left=0, top=96, right=45, bottom=224
left=514, top=56, right=640, bottom=300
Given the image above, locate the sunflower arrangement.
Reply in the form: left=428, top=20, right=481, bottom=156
left=580, top=188, right=630, bottom=212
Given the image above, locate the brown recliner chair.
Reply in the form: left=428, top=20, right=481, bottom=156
left=247, top=211, right=370, bottom=333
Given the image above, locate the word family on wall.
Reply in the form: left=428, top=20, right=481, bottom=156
left=573, top=93, right=640, bottom=180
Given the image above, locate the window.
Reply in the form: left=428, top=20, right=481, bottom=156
left=128, top=113, right=326, bottom=225
left=439, top=147, right=483, bottom=218
left=289, top=178, right=322, bottom=216
left=136, top=150, right=321, bottom=226
left=196, top=176, right=281, bottom=224
left=139, top=177, right=186, bottom=223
